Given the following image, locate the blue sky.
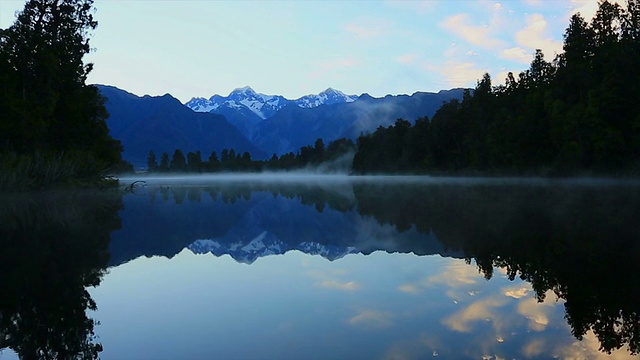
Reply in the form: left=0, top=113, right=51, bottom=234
left=0, top=0, right=618, bottom=102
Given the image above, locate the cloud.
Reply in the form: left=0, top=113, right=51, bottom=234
left=503, top=286, right=531, bottom=299
left=554, top=330, right=638, bottom=359
left=430, top=60, right=488, bottom=89
left=426, top=260, right=483, bottom=287
left=317, top=280, right=360, bottom=291
left=522, top=338, right=546, bottom=358
left=441, top=14, right=505, bottom=49
left=501, top=47, right=531, bottom=63
left=348, top=309, right=395, bottom=328
left=398, top=283, right=421, bottom=294
left=515, top=14, right=563, bottom=56
left=443, top=297, right=508, bottom=332
left=516, top=291, right=560, bottom=331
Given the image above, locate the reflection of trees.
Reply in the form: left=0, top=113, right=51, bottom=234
left=354, top=181, right=640, bottom=355
left=0, top=190, right=123, bottom=359
left=148, top=182, right=356, bottom=213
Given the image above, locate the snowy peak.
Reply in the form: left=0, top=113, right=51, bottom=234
left=184, top=86, right=357, bottom=119
left=294, top=88, right=358, bottom=109
left=187, top=236, right=359, bottom=264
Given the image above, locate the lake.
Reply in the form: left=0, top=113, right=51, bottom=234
left=1, top=175, right=639, bottom=359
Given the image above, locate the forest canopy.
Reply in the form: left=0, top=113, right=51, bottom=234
left=0, top=0, right=126, bottom=190
left=353, top=0, right=640, bottom=176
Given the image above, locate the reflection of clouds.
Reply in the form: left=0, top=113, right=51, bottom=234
left=382, top=332, right=444, bottom=359
left=522, top=338, right=546, bottom=358
left=426, top=261, right=482, bottom=287
left=554, top=331, right=637, bottom=360
left=503, top=286, right=531, bottom=299
left=398, top=260, right=484, bottom=301
left=348, top=309, right=394, bottom=329
left=517, top=290, right=559, bottom=331
left=398, top=283, right=421, bottom=295
left=308, top=269, right=359, bottom=291
left=443, top=297, right=508, bottom=332
left=318, top=280, right=359, bottom=291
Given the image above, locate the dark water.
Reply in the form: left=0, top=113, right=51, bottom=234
left=1, top=175, right=639, bottom=359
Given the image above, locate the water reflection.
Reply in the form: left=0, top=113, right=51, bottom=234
left=0, top=190, right=123, bottom=359
left=109, top=176, right=640, bottom=357
left=1, top=176, right=639, bottom=358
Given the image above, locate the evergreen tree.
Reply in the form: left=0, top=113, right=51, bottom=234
left=159, top=152, right=170, bottom=172
left=0, top=0, right=123, bottom=176
left=170, top=149, right=186, bottom=172
left=147, top=151, right=158, bottom=172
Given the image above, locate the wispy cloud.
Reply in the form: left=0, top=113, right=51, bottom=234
left=515, top=14, right=563, bottom=57
left=441, top=14, right=505, bottom=49
left=430, top=60, right=488, bottom=89
left=348, top=309, right=395, bottom=328
left=516, top=290, right=559, bottom=331
left=443, top=297, right=508, bottom=332
left=318, top=279, right=360, bottom=291
left=501, top=47, right=531, bottom=63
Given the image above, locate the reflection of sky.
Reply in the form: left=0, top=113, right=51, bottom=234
left=88, top=251, right=635, bottom=360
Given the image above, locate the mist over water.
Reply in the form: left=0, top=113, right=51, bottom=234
left=118, top=172, right=640, bottom=188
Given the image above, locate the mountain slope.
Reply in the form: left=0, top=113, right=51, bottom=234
left=99, top=85, right=265, bottom=167
left=252, top=89, right=466, bottom=155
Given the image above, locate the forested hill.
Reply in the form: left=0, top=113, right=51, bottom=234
left=353, top=0, right=640, bottom=176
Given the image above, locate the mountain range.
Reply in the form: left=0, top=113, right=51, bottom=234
left=98, top=84, right=466, bottom=167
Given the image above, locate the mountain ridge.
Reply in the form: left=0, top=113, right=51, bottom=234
left=185, top=86, right=359, bottom=119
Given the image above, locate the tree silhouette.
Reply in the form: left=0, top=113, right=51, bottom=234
left=0, top=190, right=123, bottom=359
left=0, top=0, right=124, bottom=187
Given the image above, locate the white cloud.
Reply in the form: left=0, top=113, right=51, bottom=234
left=501, top=47, right=531, bottom=63
left=441, top=14, right=505, bottom=49
left=430, top=60, right=488, bottom=89
left=515, top=14, right=563, bottom=57
left=516, top=290, right=560, bottom=331
left=504, top=286, right=531, bottom=299
left=569, top=0, right=627, bottom=22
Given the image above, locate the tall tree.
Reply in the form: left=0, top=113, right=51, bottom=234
left=0, top=0, right=123, bottom=180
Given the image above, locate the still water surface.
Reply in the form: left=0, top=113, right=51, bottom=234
left=1, top=175, right=639, bottom=359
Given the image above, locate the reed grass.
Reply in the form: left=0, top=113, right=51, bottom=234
left=0, top=151, right=116, bottom=191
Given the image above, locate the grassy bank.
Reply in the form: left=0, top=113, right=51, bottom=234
left=0, top=151, right=120, bottom=191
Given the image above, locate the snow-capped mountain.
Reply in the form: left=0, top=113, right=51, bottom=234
left=295, top=88, right=358, bottom=108
left=185, top=86, right=357, bottom=120
left=188, top=236, right=359, bottom=264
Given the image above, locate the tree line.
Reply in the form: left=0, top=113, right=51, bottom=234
left=1, top=0, right=128, bottom=190
left=146, top=138, right=355, bottom=173
left=353, top=0, right=640, bottom=176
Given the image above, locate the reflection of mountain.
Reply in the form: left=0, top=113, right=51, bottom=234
left=109, top=177, right=640, bottom=356
left=0, top=190, right=123, bottom=360
left=109, top=181, right=460, bottom=266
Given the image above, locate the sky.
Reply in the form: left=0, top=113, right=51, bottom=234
left=0, top=0, right=623, bottom=103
